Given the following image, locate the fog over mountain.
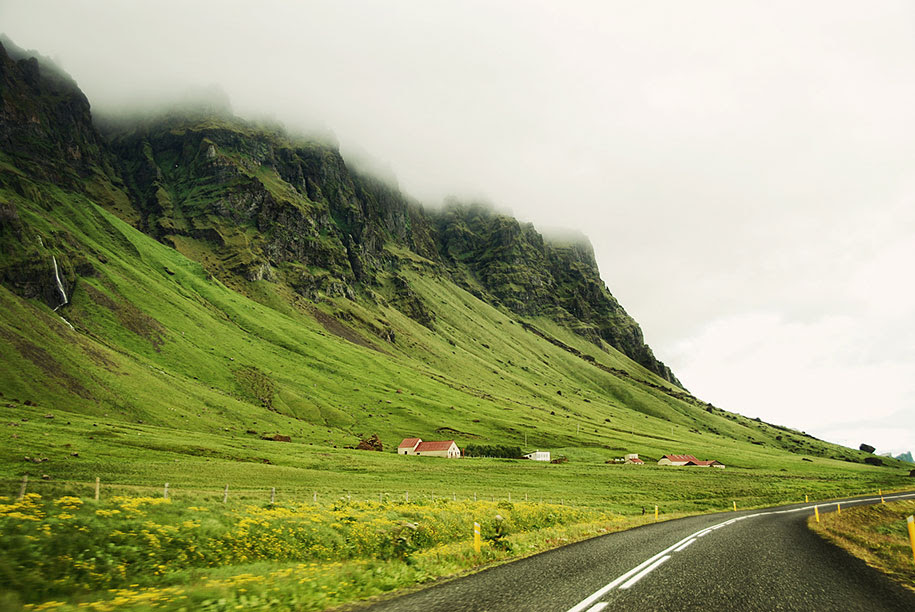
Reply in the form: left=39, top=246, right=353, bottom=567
left=3, top=1, right=914, bottom=454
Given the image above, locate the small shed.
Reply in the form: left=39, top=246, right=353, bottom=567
left=625, top=453, right=644, bottom=465
left=523, top=450, right=551, bottom=462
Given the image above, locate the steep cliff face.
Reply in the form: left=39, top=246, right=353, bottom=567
left=0, top=39, right=681, bottom=387
left=0, top=38, right=111, bottom=184
left=435, top=204, right=680, bottom=385
left=0, top=40, right=122, bottom=311
left=106, top=116, right=439, bottom=298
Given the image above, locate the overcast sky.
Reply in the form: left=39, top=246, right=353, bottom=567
left=4, top=1, right=913, bottom=454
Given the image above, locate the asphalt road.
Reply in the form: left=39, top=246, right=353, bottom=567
left=361, top=491, right=915, bottom=612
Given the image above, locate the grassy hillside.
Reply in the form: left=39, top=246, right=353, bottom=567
left=1, top=174, right=911, bottom=507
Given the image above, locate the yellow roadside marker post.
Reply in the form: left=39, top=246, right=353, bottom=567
left=805, top=494, right=808, bottom=503
left=733, top=501, right=737, bottom=512
left=837, top=502, right=841, bottom=515
left=654, top=505, right=658, bottom=521
left=907, top=516, right=915, bottom=565
left=814, top=505, right=820, bottom=523
left=473, top=521, right=482, bottom=553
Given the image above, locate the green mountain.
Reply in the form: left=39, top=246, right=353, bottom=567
left=0, top=38, right=908, bottom=501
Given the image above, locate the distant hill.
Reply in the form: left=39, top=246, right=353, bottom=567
left=895, top=451, right=914, bottom=463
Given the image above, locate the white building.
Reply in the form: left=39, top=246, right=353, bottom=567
left=523, top=450, right=551, bottom=462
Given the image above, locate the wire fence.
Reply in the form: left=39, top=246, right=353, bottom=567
left=0, top=476, right=578, bottom=509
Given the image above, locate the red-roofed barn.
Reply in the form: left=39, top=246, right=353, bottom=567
left=658, top=454, right=699, bottom=466
left=398, top=438, right=461, bottom=458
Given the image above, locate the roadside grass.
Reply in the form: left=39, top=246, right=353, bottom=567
left=808, top=499, right=915, bottom=593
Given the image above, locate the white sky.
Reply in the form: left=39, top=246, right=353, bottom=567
left=3, top=1, right=913, bottom=455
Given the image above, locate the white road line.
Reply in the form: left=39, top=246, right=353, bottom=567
left=674, top=539, right=696, bottom=552
left=565, top=518, right=732, bottom=612
left=620, top=555, right=671, bottom=590
left=565, top=491, right=915, bottom=612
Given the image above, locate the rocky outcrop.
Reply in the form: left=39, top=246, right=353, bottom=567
left=434, top=204, right=681, bottom=386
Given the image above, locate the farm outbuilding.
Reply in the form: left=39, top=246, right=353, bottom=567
left=523, top=450, right=551, bottom=462
left=397, top=438, right=461, bottom=458
left=625, top=453, right=644, bottom=465
left=658, top=454, right=699, bottom=466
left=658, top=454, right=725, bottom=468
left=685, top=459, right=726, bottom=469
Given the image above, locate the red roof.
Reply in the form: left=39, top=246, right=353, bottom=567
left=663, top=454, right=699, bottom=463
left=415, top=440, right=456, bottom=452
left=398, top=438, right=421, bottom=449
left=687, top=460, right=723, bottom=466
left=630, top=458, right=644, bottom=464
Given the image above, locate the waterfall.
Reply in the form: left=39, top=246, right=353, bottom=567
left=51, top=256, right=68, bottom=311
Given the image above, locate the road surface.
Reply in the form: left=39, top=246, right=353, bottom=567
left=362, top=491, right=915, bottom=611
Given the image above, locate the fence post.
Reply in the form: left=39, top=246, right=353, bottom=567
left=18, top=475, right=27, bottom=499
left=508, top=492, right=511, bottom=502
left=94, top=477, right=100, bottom=501
left=473, top=521, right=482, bottom=553
left=313, top=491, right=317, bottom=503
left=163, top=483, right=169, bottom=499
left=223, top=484, right=229, bottom=504
left=270, top=487, right=276, bottom=505
left=405, top=491, right=409, bottom=503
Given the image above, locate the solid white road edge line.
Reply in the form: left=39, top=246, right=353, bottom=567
left=585, top=603, right=608, bottom=612
left=674, top=539, right=696, bottom=552
left=619, top=555, right=672, bottom=590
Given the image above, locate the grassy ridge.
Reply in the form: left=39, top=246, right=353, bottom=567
left=809, top=499, right=915, bottom=592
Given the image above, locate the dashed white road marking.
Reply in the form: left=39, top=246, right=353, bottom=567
left=565, top=491, right=915, bottom=612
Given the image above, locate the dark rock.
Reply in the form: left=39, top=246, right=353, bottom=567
left=859, top=443, right=876, bottom=453
left=864, top=456, right=884, bottom=466
left=356, top=433, right=384, bottom=452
